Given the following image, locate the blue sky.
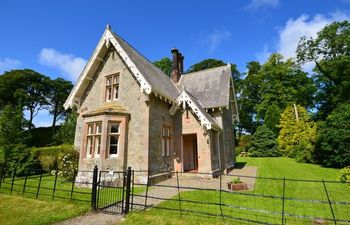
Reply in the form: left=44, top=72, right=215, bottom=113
left=0, top=0, right=349, bottom=127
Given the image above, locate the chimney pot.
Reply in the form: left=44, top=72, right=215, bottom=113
left=171, top=48, right=180, bottom=83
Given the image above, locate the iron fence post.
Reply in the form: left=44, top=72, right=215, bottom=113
left=10, top=168, right=16, bottom=194
left=124, top=167, right=132, bottom=214
left=70, top=170, right=77, bottom=199
left=131, top=170, right=135, bottom=211
left=144, top=171, right=150, bottom=209
left=219, top=174, right=223, bottom=219
left=322, top=179, right=337, bottom=225
left=282, top=177, right=286, bottom=225
left=176, top=171, right=182, bottom=218
left=52, top=169, right=58, bottom=199
left=36, top=172, right=43, bottom=199
left=91, top=165, right=98, bottom=211
left=22, top=171, right=28, bottom=194
left=0, top=167, right=3, bottom=188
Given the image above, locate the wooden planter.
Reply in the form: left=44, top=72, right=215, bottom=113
left=227, top=182, right=248, bottom=191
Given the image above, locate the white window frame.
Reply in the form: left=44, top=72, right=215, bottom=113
left=108, top=122, right=120, bottom=157
left=86, top=122, right=102, bottom=158
left=105, top=73, right=120, bottom=102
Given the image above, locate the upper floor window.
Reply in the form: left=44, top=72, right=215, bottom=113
left=161, top=127, right=171, bottom=157
left=105, top=73, right=120, bottom=101
left=108, top=122, right=120, bottom=157
left=86, top=122, right=102, bottom=158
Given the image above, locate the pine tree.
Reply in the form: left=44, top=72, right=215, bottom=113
left=278, top=105, right=316, bottom=162
left=248, top=125, right=280, bottom=157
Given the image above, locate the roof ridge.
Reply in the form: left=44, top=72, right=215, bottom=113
left=183, top=65, right=227, bottom=76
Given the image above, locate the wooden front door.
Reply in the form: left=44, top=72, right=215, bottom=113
left=183, top=134, right=198, bottom=171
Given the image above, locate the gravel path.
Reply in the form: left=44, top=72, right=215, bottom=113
left=53, top=212, right=123, bottom=225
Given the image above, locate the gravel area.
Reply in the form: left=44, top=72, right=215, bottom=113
left=53, top=212, right=123, bottom=225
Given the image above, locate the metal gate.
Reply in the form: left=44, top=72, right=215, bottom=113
left=92, top=166, right=132, bottom=214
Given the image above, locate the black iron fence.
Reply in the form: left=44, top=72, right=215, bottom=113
left=0, top=166, right=349, bottom=225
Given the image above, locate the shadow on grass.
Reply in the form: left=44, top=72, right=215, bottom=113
left=234, top=161, right=247, bottom=169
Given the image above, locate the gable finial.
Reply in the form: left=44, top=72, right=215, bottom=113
left=226, top=62, right=231, bottom=67
left=106, top=24, right=112, bottom=30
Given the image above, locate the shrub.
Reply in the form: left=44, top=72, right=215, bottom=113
left=248, top=125, right=280, bottom=157
left=315, top=103, right=350, bottom=168
left=5, top=144, right=41, bottom=175
left=56, top=147, right=79, bottom=181
left=338, top=167, right=350, bottom=185
left=32, top=144, right=75, bottom=171
left=278, top=105, right=316, bottom=163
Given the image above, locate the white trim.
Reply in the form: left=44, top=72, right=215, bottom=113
left=177, top=90, right=219, bottom=130
left=64, top=28, right=153, bottom=110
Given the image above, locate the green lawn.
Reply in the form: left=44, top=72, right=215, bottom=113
left=0, top=194, right=90, bottom=225
left=122, top=157, right=350, bottom=225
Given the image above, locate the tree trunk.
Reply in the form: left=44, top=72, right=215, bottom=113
left=28, top=108, right=34, bottom=130
left=52, top=103, right=58, bottom=134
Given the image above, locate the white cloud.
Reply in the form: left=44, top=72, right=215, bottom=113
left=38, top=48, right=86, bottom=82
left=246, top=0, right=279, bottom=11
left=255, top=11, right=350, bottom=66
left=204, top=28, right=231, bottom=54
left=0, top=57, right=21, bottom=73
left=255, top=45, right=272, bottom=63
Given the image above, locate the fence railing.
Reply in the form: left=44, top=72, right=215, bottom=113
left=0, top=166, right=349, bottom=225
left=130, top=170, right=350, bottom=225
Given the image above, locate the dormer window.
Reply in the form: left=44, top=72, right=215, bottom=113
left=105, top=73, right=120, bottom=101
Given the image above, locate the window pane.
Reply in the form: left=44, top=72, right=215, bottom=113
left=107, top=77, right=112, bottom=85
left=114, top=86, right=119, bottom=99
left=88, top=124, right=94, bottom=135
left=166, top=139, right=170, bottom=156
left=110, top=135, right=118, bottom=145
left=107, top=87, right=112, bottom=100
left=110, top=146, right=118, bottom=154
left=87, top=137, right=93, bottom=155
left=114, top=75, right=119, bottom=84
left=162, top=128, right=165, bottom=136
left=166, top=128, right=170, bottom=137
left=96, top=124, right=101, bottom=134
left=110, top=124, right=119, bottom=133
left=95, top=136, right=101, bottom=155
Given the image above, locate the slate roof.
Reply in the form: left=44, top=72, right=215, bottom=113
left=177, top=66, right=231, bottom=109
left=111, top=32, right=179, bottom=100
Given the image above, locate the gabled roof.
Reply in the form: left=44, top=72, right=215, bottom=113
left=174, top=89, right=220, bottom=130
left=177, top=65, right=231, bottom=109
left=64, top=26, right=178, bottom=109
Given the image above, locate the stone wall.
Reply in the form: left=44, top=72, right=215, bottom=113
left=75, top=47, right=149, bottom=179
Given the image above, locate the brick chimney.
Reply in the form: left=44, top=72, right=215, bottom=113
left=178, top=53, right=184, bottom=74
left=171, top=48, right=180, bottom=83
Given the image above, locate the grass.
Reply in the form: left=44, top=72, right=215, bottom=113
left=0, top=194, right=90, bottom=225
left=122, top=157, right=350, bottom=225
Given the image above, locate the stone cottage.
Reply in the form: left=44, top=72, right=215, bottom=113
left=64, top=25, right=239, bottom=182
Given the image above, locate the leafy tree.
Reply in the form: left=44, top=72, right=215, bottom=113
left=0, top=69, right=50, bottom=130
left=0, top=105, right=38, bottom=174
left=47, top=78, right=73, bottom=131
left=297, top=21, right=350, bottom=120
left=278, top=105, right=317, bottom=162
left=237, top=61, right=262, bottom=134
left=257, top=54, right=315, bottom=119
left=153, top=57, right=172, bottom=76
left=315, top=103, right=350, bottom=168
left=56, top=109, right=78, bottom=144
left=264, top=104, right=281, bottom=136
left=248, top=125, right=280, bottom=157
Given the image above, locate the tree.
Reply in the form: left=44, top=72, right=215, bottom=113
left=153, top=57, right=172, bottom=76
left=248, top=125, right=280, bottom=157
left=237, top=61, right=262, bottom=134
left=315, top=103, right=350, bottom=168
left=256, top=54, right=315, bottom=119
left=297, top=21, right=350, bottom=120
left=264, top=104, right=281, bottom=136
left=56, top=109, right=78, bottom=144
left=0, top=105, right=25, bottom=146
left=278, top=105, right=317, bottom=162
left=47, top=78, right=73, bottom=131
left=0, top=69, right=50, bottom=130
